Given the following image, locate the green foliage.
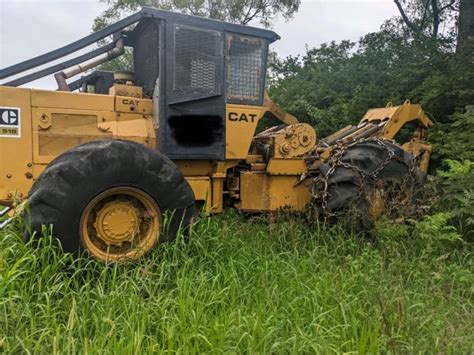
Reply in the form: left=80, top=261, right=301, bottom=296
left=1, top=213, right=473, bottom=353
left=414, top=212, right=463, bottom=243
left=438, top=159, right=473, bottom=177
left=436, top=160, right=474, bottom=239
left=432, top=106, right=474, bottom=163
left=373, top=212, right=463, bottom=255
left=93, top=0, right=301, bottom=31
left=269, top=30, right=474, bottom=138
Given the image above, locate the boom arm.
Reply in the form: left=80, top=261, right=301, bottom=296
left=262, top=92, right=299, bottom=125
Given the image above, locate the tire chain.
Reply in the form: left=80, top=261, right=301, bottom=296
left=307, top=137, right=420, bottom=221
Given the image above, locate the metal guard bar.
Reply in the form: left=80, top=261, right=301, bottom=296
left=0, top=10, right=144, bottom=81
left=3, top=42, right=117, bottom=87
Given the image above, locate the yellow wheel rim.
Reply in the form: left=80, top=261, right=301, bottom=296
left=80, top=187, right=161, bottom=262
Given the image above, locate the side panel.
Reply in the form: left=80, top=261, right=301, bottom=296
left=31, top=107, right=116, bottom=164
left=186, top=176, right=211, bottom=210
left=266, top=158, right=307, bottom=175
left=0, top=87, right=33, bottom=203
left=225, top=104, right=264, bottom=159
left=238, top=172, right=312, bottom=212
left=30, top=90, right=156, bottom=165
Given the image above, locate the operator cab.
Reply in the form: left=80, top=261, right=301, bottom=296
left=130, top=12, right=277, bottom=160
left=9, top=8, right=278, bottom=160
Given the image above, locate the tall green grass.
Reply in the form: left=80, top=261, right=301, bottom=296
left=1, top=212, right=473, bottom=353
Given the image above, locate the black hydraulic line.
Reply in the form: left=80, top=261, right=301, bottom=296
left=0, top=11, right=143, bottom=80
left=2, top=42, right=116, bottom=87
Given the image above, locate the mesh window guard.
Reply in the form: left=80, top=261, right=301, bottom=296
left=227, top=34, right=265, bottom=105
left=174, top=25, right=221, bottom=94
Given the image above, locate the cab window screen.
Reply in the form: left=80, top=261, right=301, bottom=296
left=174, top=25, right=221, bottom=94
left=226, top=34, right=266, bottom=105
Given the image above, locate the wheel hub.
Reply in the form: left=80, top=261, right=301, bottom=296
left=93, top=201, right=140, bottom=245
left=80, top=187, right=162, bottom=262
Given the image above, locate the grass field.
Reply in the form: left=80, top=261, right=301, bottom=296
left=1, top=212, right=473, bottom=353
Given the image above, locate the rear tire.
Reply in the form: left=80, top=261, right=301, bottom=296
left=315, top=138, right=423, bottom=232
left=25, top=140, right=195, bottom=261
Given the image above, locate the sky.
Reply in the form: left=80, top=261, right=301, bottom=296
left=0, top=0, right=399, bottom=89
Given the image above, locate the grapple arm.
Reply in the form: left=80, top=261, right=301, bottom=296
left=315, top=101, right=434, bottom=172
left=359, top=100, right=433, bottom=140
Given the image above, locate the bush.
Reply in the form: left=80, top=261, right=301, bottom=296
left=436, top=160, right=474, bottom=239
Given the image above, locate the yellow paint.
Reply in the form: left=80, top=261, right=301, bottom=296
left=0, top=87, right=33, bottom=203
left=0, top=85, right=434, bottom=221
left=31, top=89, right=114, bottom=111
left=402, top=138, right=432, bottom=173
left=211, top=176, right=225, bottom=213
left=80, top=186, right=161, bottom=262
left=116, top=112, right=156, bottom=147
left=245, top=155, right=263, bottom=164
left=186, top=176, right=212, bottom=211
left=32, top=108, right=115, bottom=163
left=115, top=96, right=153, bottom=115
left=266, top=158, right=307, bottom=175
left=225, top=104, right=264, bottom=159
left=254, top=123, right=316, bottom=159
left=238, top=172, right=311, bottom=212
left=175, top=160, right=215, bottom=176
left=317, top=101, right=434, bottom=172
left=360, top=101, right=433, bottom=140
left=94, top=201, right=141, bottom=244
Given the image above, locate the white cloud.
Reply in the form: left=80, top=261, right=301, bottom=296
left=271, top=0, right=398, bottom=58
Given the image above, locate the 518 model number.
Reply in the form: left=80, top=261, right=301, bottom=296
left=1, top=128, right=18, bottom=134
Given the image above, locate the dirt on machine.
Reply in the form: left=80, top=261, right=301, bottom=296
left=0, top=7, right=433, bottom=262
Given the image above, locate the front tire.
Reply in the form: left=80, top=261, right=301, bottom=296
left=314, top=138, right=424, bottom=231
left=25, top=140, right=195, bottom=262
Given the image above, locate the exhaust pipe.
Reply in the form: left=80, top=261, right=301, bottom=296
left=55, top=37, right=125, bottom=91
